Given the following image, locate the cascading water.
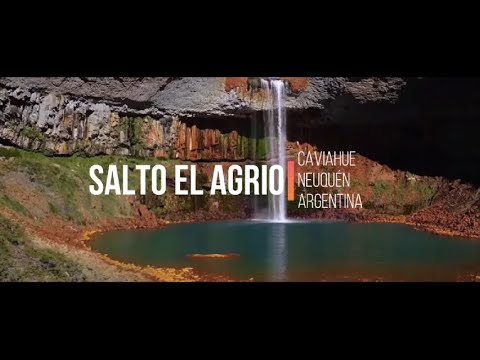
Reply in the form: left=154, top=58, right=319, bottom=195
left=257, top=79, right=287, bottom=222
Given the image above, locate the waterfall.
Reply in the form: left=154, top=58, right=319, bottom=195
left=257, top=79, right=287, bottom=222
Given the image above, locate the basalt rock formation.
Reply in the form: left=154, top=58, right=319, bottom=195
left=0, top=77, right=406, bottom=116
left=0, top=77, right=406, bottom=160
left=1, top=77, right=480, bottom=186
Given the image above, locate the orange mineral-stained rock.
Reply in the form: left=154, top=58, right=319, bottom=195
left=185, top=126, right=191, bottom=159
left=137, top=204, right=151, bottom=219
left=225, top=77, right=308, bottom=94
left=175, top=122, right=187, bottom=160
left=143, top=120, right=163, bottom=150
left=170, top=122, right=247, bottom=161
left=110, top=112, right=120, bottom=128
left=186, top=253, right=241, bottom=259
left=56, top=142, right=69, bottom=155
left=230, top=131, right=238, bottom=149
left=189, top=125, right=199, bottom=160
left=224, top=77, right=249, bottom=92
left=154, top=148, right=166, bottom=158
left=213, top=129, right=220, bottom=146
left=280, top=77, right=309, bottom=92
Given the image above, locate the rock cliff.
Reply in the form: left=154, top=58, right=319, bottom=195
left=0, top=77, right=406, bottom=159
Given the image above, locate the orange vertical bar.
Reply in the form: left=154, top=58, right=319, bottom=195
left=287, top=161, right=295, bottom=201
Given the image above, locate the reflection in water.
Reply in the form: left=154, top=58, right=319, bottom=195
left=91, top=222, right=480, bottom=282
left=269, top=223, right=288, bottom=281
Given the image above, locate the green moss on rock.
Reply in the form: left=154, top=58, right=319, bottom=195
left=21, top=126, right=44, bottom=141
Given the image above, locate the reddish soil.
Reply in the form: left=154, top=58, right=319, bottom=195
left=186, top=253, right=240, bottom=259
left=409, top=181, right=480, bottom=238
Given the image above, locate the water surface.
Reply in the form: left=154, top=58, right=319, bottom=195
left=91, top=221, right=480, bottom=281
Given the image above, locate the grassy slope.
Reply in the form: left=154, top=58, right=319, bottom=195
left=0, top=147, right=182, bottom=282
left=0, top=147, right=247, bottom=281
left=0, top=147, right=182, bottom=225
left=0, top=214, right=85, bottom=282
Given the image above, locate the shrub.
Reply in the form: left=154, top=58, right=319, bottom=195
left=43, top=149, right=55, bottom=157
left=48, top=202, right=60, bottom=215
left=21, top=126, right=44, bottom=141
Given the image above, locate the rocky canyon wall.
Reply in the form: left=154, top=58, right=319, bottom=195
left=2, top=76, right=480, bottom=184
left=0, top=77, right=406, bottom=161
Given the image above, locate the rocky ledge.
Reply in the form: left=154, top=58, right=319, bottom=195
left=0, top=77, right=406, bottom=159
left=0, top=77, right=406, bottom=116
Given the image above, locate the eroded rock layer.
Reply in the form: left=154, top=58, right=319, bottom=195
left=0, top=77, right=406, bottom=159
left=0, top=89, right=252, bottom=160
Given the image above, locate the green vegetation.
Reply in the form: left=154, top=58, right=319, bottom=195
left=131, top=143, right=144, bottom=157
left=236, top=134, right=247, bottom=158
left=121, top=116, right=146, bottom=156
left=48, top=202, right=60, bottom=215
left=236, top=134, right=256, bottom=160
left=73, top=150, right=89, bottom=158
left=167, top=146, right=174, bottom=159
left=0, top=147, right=181, bottom=224
left=214, top=194, right=244, bottom=213
left=20, top=126, right=44, bottom=141
left=256, top=137, right=267, bottom=159
left=285, top=174, right=440, bottom=216
left=235, top=134, right=267, bottom=160
left=362, top=201, right=375, bottom=210
left=370, top=181, right=389, bottom=198
left=0, top=215, right=85, bottom=282
left=0, top=195, right=31, bottom=217
left=0, top=147, right=21, bottom=158
left=367, top=178, right=438, bottom=215
left=42, top=149, right=55, bottom=157
left=414, top=180, right=437, bottom=203
left=143, top=171, right=211, bottom=216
